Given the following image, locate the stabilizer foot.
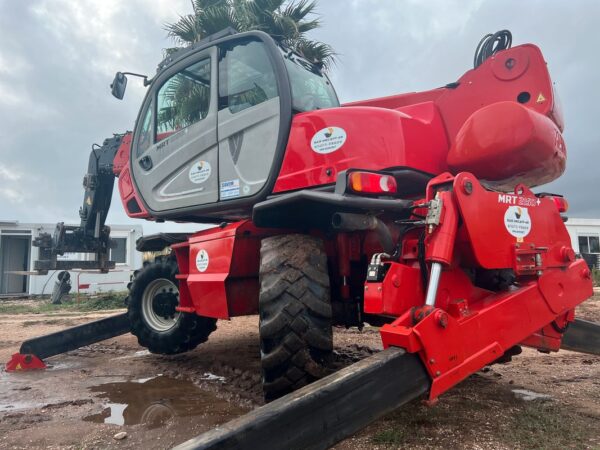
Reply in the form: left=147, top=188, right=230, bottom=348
left=5, top=353, right=46, bottom=372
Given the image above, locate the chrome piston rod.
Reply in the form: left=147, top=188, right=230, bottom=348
left=424, top=262, right=443, bottom=307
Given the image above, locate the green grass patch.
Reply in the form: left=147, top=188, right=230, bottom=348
left=369, top=400, right=459, bottom=447
left=0, top=303, right=33, bottom=314
left=372, top=428, right=406, bottom=446
left=593, top=268, right=600, bottom=287
left=0, top=292, right=127, bottom=314
left=507, top=402, right=593, bottom=449
left=369, top=379, right=598, bottom=449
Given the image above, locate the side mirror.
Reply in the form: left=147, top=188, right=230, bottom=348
left=111, top=72, right=127, bottom=99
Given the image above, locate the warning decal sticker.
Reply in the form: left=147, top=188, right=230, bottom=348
left=195, top=249, right=209, bottom=272
left=189, top=161, right=211, bottom=184
left=310, top=127, right=347, bottom=154
left=504, top=206, right=532, bottom=239
left=220, top=179, right=240, bottom=199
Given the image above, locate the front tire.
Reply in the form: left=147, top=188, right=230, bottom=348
left=259, top=234, right=333, bottom=401
left=128, top=259, right=216, bottom=355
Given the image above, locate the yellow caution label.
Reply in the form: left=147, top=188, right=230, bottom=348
left=536, top=93, right=546, bottom=103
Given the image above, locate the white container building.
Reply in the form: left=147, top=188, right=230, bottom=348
left=0, top=221, right=143, bottom=296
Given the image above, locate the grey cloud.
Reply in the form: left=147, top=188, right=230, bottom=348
left=0, top=0, right=598, bottom=232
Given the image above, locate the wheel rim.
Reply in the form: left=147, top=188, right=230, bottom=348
left=141, top=278, right=181, bottom=332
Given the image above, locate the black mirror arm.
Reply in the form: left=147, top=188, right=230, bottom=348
left=121, top=72, right=153, bottom=86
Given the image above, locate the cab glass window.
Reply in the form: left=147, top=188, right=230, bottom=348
left=136, top=100, right=153, bottom=157
left=283, top=54, right=339, bottom=112
left=156, top=58, right=211, bottom=142
left=219, top=40, right=278, bottom=113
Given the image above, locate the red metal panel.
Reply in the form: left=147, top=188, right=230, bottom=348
left=172, top=240, right=193, bottom=311
left=376, top=172, right=592, bottom=401
left=447, top=102, right=566, bottom=186
left=116, top=163, right=150, bottom=219
left=181, top=221, right=277, bottom=319
left=112, top=133, right=132, bottom=176
left=273, top=102, right=449, bottom=192
left=112, top=133, right=151, bottom=219
left=274, top=44, right=562, bottom=194
left=435, top=44, right=559, bottom=139
left=520, top=310, right=574, bottom=352
left=364, top=263, right=424, bottom=316
left=381, top=260, right=593, bottom=401
left=188, top=231, right=237, bottom=319
left=453, top=173, right=572, bottom=270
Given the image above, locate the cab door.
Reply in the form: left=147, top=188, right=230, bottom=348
left=131, top=47, right=219, bottom=213
left=217, top=39, right=282, bottom=201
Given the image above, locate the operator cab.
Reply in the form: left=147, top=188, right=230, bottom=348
left=112, top=30, right=339, bottom=220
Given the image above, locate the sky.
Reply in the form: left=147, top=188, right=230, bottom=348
left=0, top=0, right=599, bottom=235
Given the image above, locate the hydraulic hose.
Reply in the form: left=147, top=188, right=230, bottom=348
left=473, top=30, right=512, bottom=68
left=331, top=212, right=395, bottom=255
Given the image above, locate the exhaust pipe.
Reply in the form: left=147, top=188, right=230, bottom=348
left=331, top=212, right=395, bottom=254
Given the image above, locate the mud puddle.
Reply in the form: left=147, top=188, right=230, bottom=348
left=84, top=375, right=240, bottom=429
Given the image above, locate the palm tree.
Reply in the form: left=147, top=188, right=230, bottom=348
left=164, top=0, right=335, bottom=71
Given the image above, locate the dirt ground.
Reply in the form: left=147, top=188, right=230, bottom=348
left=1, top=294, right=599, bottom=450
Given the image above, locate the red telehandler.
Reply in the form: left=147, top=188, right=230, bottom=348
left=7, top=29, right=600, bottom=449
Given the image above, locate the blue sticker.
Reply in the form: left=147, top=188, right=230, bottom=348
left=220, top=179, right=240, bottom=200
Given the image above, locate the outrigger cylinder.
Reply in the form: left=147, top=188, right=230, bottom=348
left=425, top=262, right=443, bottom=306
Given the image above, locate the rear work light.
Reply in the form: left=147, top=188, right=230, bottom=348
left=348, top=171, right=397, bottom=195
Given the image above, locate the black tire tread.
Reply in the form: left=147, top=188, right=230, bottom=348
left=128, top=258, right=216, bottom=355
left=259, top=234, right=333, bottom=401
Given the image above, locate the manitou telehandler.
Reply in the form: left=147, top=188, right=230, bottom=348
left=7, top=29, right=600, bottom=449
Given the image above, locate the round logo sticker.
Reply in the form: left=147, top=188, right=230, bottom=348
left=189, top=161, right=211, bottom=184
left=195, top=249, right=209, bottom=272
left=504, top=206, right=532, bottom=239
left=310, top=127, right=347, bottom=154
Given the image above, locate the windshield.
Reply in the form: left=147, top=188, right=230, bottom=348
left=283, top=52, right=339, bottom=112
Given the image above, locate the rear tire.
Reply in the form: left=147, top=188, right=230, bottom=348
left=259, top=234, right=333, bottom=401
left=128, top=258, right=216, bottom=355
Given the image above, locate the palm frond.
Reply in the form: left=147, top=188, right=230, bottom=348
left=266, top=13, right=300, bottom=41
left=249, top=0, right=286, bottom=15
left=164, top=0, right=336, bottom=70
left=294, top=38, right=336, bottom=72
left=164, top=14, right=203, bottom=45
left=282, top=0, right=317, bottom=22
left=197, top=4, right=238, bottom=35
left=192, top=0, right=227, bottom=14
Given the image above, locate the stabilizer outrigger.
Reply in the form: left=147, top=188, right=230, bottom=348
left=5, top=313, right=129, bottom=371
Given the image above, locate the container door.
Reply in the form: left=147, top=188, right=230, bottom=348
left=0, top=235, right=30, bottom=294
